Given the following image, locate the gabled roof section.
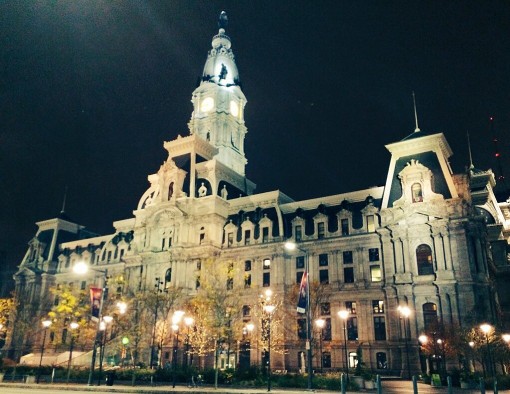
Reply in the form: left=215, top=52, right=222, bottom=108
left=382, top=132, right=458, bottom=208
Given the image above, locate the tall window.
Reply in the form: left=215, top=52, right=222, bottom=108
left=227, top=232, right=234, bottom=247
left=262, top=227, right=269, bottom=243
left=317, top=222, right=325, bottom=239
left=341, top=219, right=349, bottom=236
left=346, top=301, right=357, bottom=314
left=323, top=352, right=332, bottom=368
left=319, top=269, right=329, bottom=284
left=374, top=317, right=386, bottom=340
left=296, top=256, right=305, bottom=269
left=244, top=230, right=251, bottom=245
left=347, top=317, right=358, bottom=340
left=165, top=268, right=172, bottom=289
left=423, top=303, right=438, bottom=331
left=295, top=225, right=302, bottom=241
left=245, top=260, right=251, bottom=271
left=344, top=267, right=354, bottom=283
left=376, top=352, right=388, bottom=369
left=319, top=253, right=328, bottom=266
left=367, top=215, right=375, bottom=232
left=417, top=244, right=434, bottom=275
left=263, top=272, right=270, bottom=287
left=343, top=251, right=353, bottom=264
left=244, top=274, right=251, bottom=288
left=297, top=319, right=307, bottom=339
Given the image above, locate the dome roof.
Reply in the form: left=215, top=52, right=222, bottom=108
left=201, top=14, right=240, bottom=86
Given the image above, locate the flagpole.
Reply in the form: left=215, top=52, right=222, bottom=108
left=305, top=252, right=312, bottom=390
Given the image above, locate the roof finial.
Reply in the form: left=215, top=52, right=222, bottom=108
left=412, top=91, right=421, bottom=133
left=467, top=131, right=474, bottom=170
left=61, top=186, right=68, bottom=214
left=218, top=11, right=228, bottom=30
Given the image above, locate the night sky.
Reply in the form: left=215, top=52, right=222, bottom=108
left=1, top=1, right=510, bottom=272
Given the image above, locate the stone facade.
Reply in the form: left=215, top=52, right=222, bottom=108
left=8, top=14, right=510, bottom=375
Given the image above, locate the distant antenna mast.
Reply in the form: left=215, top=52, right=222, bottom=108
left=412, top=91, right=421, bottom=132
left=467, top=131, right=474, bottom=171
left=490, top=116, right=506, bottom=187
left=61, top=186, right=68, bottom=214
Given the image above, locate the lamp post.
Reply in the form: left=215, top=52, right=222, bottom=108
left=418, top=335, right=428, bottom=375
left=437, top=338, right=446, bottom=378
left=263, top=293, right=276, bottom=392
left=66, top=321, right=79, bottom=383
left=171, top=310, right=184, bottom=388
left=73, top=261, right=108, bottom=386
left=184, top=316, right=194, bottom=367
left=398, top=306, right=412, bottom=380
left=97, top=315, right=113, bottom=386
left=150, top=277, right=164, bottom=369
left=338, top=310, right=350, bottom=383
left=315, top=318, right=325, bottom=373
left=480, top=323, right=493, bottom=380
left=284, top=241, right=313, bottom=390
left=245, top=322, right=255, bottom=367
left=36, top=319, right=52, bottom=384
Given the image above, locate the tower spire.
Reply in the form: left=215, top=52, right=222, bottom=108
left=61, top=186, right=68, bottom=214
left=467, top=131, right=474, bottom=171
left=412, top=91, right=420, bottom=133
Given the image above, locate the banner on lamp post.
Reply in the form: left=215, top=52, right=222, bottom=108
left=297, top=271, right=308, bottom=314
left=90, top=287, right=102, bottom=320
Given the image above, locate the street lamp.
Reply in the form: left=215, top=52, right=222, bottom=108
left=284, top=240, right=313, bottom=390
left=37, top=319, right=52, bottom=384
left=338, top=309, right=350, bottom=383
left=315, top=318, right=325, bottom=373
left=263, top=295, right=276, bottom=392
left=73, top=261, right=108, bottom=386
left=66, top=321, right=79, bottom=383
left=480, top=323, right=493, bottom=379
left=398, top=305, right=412, bottom=380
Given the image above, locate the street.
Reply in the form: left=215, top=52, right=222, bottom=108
left=0, top=380, right=508, bottom=394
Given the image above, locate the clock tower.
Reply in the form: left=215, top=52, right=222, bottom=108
left=188, top=11, right=248, bottom=176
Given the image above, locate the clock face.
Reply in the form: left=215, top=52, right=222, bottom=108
left=230, top=100, right=239, bottom=117
left=201, top=97, right=214, bottom=112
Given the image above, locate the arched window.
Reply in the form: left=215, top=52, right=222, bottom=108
left=416, top=244, right=434, bottom=275
left=423, top=303, right=438, bottom=331
left=411, top=183, right=423, bottom=202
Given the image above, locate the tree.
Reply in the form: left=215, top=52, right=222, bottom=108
left=0, top=297, right=14, bottom=348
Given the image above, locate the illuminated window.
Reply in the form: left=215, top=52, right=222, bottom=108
left=346, top=301, right=356, bottom=314
left=417, top=244, right=434, bottom=275
left=367, top=215, right=375, bottom=232
left=370, top=266, right=382, bottom=282
left=263, top=258, right=271, bottom=269
left=372, top=300, right=384, bottom=314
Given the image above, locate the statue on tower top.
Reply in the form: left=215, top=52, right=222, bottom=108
left=218, top=11, right=228, bottom=29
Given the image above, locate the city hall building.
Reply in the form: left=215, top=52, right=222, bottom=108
left=9, top=14, right=510, bottom=375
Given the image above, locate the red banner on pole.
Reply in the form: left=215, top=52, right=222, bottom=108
left=90, top=287, right=102, bottom=320
left=297, top=271, right=308, bottom=314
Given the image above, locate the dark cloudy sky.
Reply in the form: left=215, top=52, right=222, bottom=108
left=1, top=1, right=509, bottom=271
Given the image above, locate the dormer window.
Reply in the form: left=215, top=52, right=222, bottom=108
left=317, top=222, right=325, bottom=239
left=227, top=233, right=234, bottom=247
left=341, top=219, right=349, bottom=236
left=295, top=225, right=302, bottom=241
left=411, top=183, right=423, bottom=202
left=367, top=215, right=375, bottom=233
